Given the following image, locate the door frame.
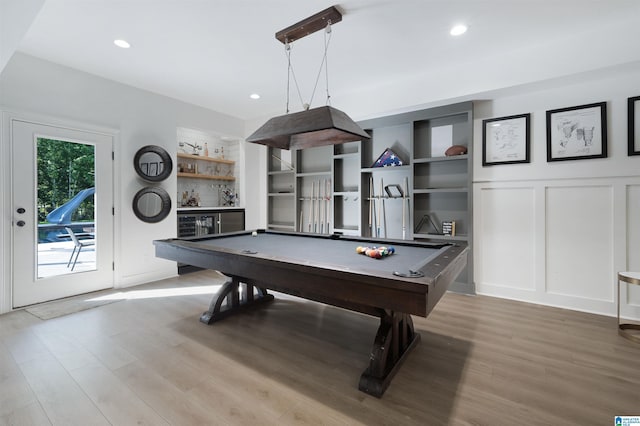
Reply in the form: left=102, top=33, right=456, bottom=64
left=1, top=110, right=120, bottom=313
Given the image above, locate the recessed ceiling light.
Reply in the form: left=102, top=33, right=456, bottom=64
left=250, top=93, right=260, bottom=100
left=450, top=24, right=467, bottom=36
left=114, top=39, right=131, bottom=48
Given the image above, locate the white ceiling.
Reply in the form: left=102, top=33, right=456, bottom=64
left=15, top=0, right=640, bottom=122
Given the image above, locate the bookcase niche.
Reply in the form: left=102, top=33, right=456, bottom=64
left=266, top=101, right=474, bottom=294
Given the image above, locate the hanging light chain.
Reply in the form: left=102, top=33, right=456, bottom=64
left=285, top=40, right=305, bottom=113
left=325, top=22, right=331, bottom=106
left=308, top=21, right=332, bottom=108
left=283, top=21, right=333, bottom=112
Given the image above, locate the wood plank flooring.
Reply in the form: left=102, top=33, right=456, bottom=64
left=1, top=270, right=639, bottom=425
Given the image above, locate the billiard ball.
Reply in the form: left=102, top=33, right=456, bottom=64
left=251, top=231, right=258, bottom=237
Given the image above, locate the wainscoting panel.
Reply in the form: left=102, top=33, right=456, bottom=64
left=477, top=187, right=535, bottom=291
left=545, top=185, right=613, bottom=302
left=626, top=185, right=640, bottom=308
left=474, top=177, right=640, bottom=319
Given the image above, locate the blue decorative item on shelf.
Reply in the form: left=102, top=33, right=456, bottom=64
left=372, top=147, right=403, bottom=167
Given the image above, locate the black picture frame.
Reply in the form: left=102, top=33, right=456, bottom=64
left=546, top=102, right=607, bottom=162
left=482, top=113, right=530, bottom=166
left=628, top=96, right=640, bottom=156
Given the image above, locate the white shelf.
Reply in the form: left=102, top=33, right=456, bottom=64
left=361, top=165, right=411, bottom=173
left=413, top=155, right=468, bottom=164
left=413, top=187, right=468, bottom=194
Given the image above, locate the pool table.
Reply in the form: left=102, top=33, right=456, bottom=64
left=154, top=230, right=467, bottom=397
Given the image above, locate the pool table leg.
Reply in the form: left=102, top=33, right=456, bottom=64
left=200, top=276, right=274, bottom=324
left=358, top=310, right=421, bottom=397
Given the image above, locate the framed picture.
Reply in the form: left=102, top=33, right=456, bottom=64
left=628, top=96, right=640, bottom=156
left=546, top=102, right=607, bottom=162
left=482, top=113, right=530, bottom=166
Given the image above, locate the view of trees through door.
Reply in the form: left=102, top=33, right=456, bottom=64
left=37, top=138, right=96, bottom=278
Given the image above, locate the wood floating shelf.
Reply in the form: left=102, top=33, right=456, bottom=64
left=177, top=152, right=235, bottom=165
left=177, top=172, right=235, bottom=181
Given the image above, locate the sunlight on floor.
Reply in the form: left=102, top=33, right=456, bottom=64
left=87, top=284, right=225, bottom=302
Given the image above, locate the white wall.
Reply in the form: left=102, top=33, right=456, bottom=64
left=0, top=0, right=45, bottom=72
left=244, top=117, right=269, bottom=230
left=0, top=53, right=246, bottom=313
left=473, top=62, right=640, bottom=320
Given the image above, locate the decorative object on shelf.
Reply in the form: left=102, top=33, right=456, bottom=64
left=204, top=142, right=209, bottom=157
left=132, top=186, right=172, bottom=223
left=178, top=141, right=202, bottom=155
left=444, top=145, right=468, bottom=157
left=546, top=102, right=607, bottom=162
left=133, top=145, right=173, bottom=182
left=442, top=220, right=456, bottom=237
left=482, top=113, right=530, bottom=166
left=372, top=147, right=403, bottom=167
left=219, top=185, right=238, bottom=207
left=384, top=184, right=404, bottom=198
left=246, top=5, right=370, bottom=150
left=628, top=95, right=640, bottom=156
left=180, top=190, right=201, bottom=207
left=414, top=214, right=441, bottom=235
left=431, top=124, right=453, bottom=157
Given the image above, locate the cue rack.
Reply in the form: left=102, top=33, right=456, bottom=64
left=367, top=176, right=411, bottom=240
left=298, top=179, right=332, bottom=234
left=296, top=176, right=412, bottom=239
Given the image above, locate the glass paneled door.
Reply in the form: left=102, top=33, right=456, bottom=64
left=12, top=119, right=114, bottom=308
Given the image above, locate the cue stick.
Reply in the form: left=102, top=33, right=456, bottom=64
left=368, top=176, right=372, bottom=235
left=326, top=179, right=331, bottom=233
left=308, top=181, right=314, bottom=233
left=314, top=180, right=319, bottom=233
left=299, top=210, right=303, bottom=232
left=369, top=175, right=376, bottom=237
left=403, top=176, right=409, bottom=240
left=320, top=179, right=324, bottom=234
left=376, top=177, right=381, bottom=238
left=381, top=177, right=387, bottom=238
left=312, top=180, right=316, bottom=233
left=315, top=180, right=320, bottom=233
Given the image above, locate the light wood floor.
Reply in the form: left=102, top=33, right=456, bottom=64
left=1, top=270, right=639, bottom=425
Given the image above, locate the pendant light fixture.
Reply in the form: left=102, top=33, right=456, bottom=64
left=247, top=5, right=370, bottom=150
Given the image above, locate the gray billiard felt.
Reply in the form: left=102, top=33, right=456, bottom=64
left=197, top=233, right=444, bottom=276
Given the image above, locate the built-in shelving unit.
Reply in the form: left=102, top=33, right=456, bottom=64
left=333, top=141, right=361, bottom=235
left=358, top=101, right=473, bottom=293
left=177, top=127, right=241, bottom=209
left=267, top=148, right=296, bottom=231
left=265, top=101, right=474, bottom=293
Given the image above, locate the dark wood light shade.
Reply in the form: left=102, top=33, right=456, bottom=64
left=249, top=6, right=368, bottom=150
left=246, top=106, right=370, bottom=150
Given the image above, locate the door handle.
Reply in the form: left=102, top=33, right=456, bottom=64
left=16, top=220, right=26, bottom=227
left=16, top=207, right=26, bottom=214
